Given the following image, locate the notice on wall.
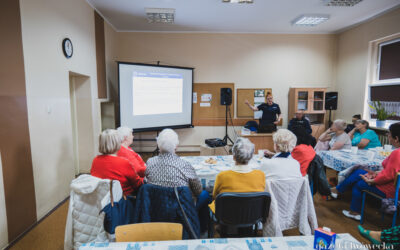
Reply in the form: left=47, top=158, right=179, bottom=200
left=200, top=102, right=211, bottom=107
left=193, top=92, right=197, bottom=103
left=201, top=94, right=212, bottom=102
left=254, top=90, right=265, bottom=119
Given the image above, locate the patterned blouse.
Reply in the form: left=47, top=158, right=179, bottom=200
left=145, top=153, right=202, bottom=196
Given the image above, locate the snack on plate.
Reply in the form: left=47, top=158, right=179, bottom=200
left=379, top=151, right=391, bottom=157
left=205, top=157, right=217, bottom=164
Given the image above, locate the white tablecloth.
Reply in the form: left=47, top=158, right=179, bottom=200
left=317, top=149, right=386, bottom=172
left=79, top=233, right=367, bottom=250
left=182, top=155, right=264, bottom=190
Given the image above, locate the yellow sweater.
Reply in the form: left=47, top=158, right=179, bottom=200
left=209, top=170, right=266, bottom=213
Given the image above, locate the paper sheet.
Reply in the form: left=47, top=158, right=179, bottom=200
left=200, top=102, right=211, bottom=107
left=193, top=92, right=197, bottom=103
left=201, top=94, right=212, bottom=102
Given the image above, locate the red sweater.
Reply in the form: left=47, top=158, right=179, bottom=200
left=374, top=148, right=400, bottom=198
left=291, top=144, right=316, bottom=176
left=117, top=146, right=146, bottom=177
left=91, top=155, right=143, bottom=195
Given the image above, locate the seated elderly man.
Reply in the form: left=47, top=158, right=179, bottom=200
left=209, top=137, right=266, bottom=213
left=261, top=129, right=302, bottom=179
left=117, top=126, right=146, bottom=177
left=288, top=110, right=312, bottom=135
left=145, top=128, right=202, bottom=195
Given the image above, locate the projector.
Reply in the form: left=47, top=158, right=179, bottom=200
left=205, top=138, right=226, bottom=148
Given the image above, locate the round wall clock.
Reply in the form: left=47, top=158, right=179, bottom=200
left=62, top=38, right=73, bottom=59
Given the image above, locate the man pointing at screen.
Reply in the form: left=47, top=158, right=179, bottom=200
left=245, top=93, right=282, bottom=132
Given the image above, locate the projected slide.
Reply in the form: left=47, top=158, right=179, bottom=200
left=119, top=62, right=193, bottom=132
left=132, top=72, right=183, bottom=116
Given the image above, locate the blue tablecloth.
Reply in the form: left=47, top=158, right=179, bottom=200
left=317, top=149, right=386, bottom=172
left=182, top=155, right=264, bottom=190
left=79, top=233, right=366, bottom=250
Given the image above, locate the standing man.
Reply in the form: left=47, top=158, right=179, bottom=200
left=288, top=110, right=312, bottom=135
left=245, top=93, right=282, bottom=132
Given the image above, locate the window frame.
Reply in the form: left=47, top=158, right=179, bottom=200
left=375, top=37, right=400, bottom=85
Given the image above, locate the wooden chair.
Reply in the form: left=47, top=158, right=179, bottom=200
left=360, top=172, right=400, bottom=227
left=115, top=222, right=183, bottom=242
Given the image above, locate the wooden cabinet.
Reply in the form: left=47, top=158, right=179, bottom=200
left=288, top=88, right=327, bottom=138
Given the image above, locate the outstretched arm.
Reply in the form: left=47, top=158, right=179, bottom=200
left=244, top=99, right=259, bottom=111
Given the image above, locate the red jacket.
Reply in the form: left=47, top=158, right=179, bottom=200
left=91, top=155, right=143, bottom=195
left=291, top=144, right=316, bottom=176
left=117, top=146, right=146, bottom=177
left=374, top=148, right=400, bottom=198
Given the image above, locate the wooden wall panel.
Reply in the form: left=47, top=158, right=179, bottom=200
left=0, top=0, right=37, bottom=242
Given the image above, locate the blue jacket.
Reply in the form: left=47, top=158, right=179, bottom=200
left=133, top=184, right=200, bottom=239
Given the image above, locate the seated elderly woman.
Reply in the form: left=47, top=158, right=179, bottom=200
left=331, top=122, right=400, bottom=220
left=315, top=119, right=351, bottom=151
left=145, top=128, right=202, bottom=196
left=348, top=119, right=381, bottom=149
left=91, top=129, right=143, bottom=195
left=291, top=126, right=316, bottom=176
left=209, top=138, right=266, bottom=213
left=261, top=129, right=302, bottom=179
left=116, top=126, right=146, bottom=177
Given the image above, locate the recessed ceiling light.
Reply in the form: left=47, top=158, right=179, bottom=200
left=291, top=14, right=330, bottom=26
left=145, top=8, right=175, bottom=24
left=323, top=0, right=363, bottom=7
left=222, top=0, right=254, bottom=3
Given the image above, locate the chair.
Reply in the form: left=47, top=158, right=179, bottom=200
left=208, top=192, right=271, bottom=237
left=115, top=222, right=183, bottom=242
left=360, top=172, right=400, bottom=227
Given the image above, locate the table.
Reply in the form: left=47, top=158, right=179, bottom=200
left=239, top=132, right=274, bottom=152
left=182, top=155, right=264, bottom=190
left=317, top=149, right=386, bottom=172
left=79, top=233, right=367, bottom=250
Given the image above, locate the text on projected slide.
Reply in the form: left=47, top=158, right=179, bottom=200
left=132, top=72, right=183, bottom=116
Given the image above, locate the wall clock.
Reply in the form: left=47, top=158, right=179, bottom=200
left=62, top=38, right=73, bottom=59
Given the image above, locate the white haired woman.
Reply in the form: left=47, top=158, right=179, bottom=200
left=209, top=137, right=266, bottom=213
left=145, top=128, right=202, bottom=195
left=261, top=129, right=302, bottom=179
left=91, top=129, right=143, bottom=195
left=117, top=127, right=146, bottom=177
left=317, top=119, right=352, bottom=151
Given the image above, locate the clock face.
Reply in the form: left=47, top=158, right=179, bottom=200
left=62, top=38, right=73, bottom=58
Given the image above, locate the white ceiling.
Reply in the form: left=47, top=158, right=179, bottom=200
left=87, top=0, right=400, bottom=33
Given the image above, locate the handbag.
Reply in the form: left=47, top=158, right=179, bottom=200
left=101, top=180, right=136, bottom=234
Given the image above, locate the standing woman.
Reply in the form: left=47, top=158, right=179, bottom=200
left=245, top=93, right=282, bottom=132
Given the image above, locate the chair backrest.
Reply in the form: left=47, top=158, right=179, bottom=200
left=215, top=192, right=271, bottom=227
left=115, top=222, right=183, bottom=242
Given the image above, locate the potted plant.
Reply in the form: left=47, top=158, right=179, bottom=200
left=368, top=101, right=396, bottom=127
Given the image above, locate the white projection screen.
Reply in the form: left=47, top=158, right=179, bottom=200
left=118, top=62, right=194, bottom=132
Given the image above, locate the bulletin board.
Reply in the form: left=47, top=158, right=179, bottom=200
left=237, top=88, right=272, bottom=118
left=193, top=83, right=235, bottom=119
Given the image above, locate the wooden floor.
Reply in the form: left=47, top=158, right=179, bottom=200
left=8, top=153, right=393, bottom=249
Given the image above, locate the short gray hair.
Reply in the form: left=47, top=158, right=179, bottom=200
left=99, top=129, right=121, bottom=155
left=333, top=119, right=346, bottom=131
left=157, top=129, right=179, bottom=153
left=232, top=137, right=255, bottom=165
left=117, top=126, right=133, bottom=141
left=273, top=129, right=297, bottom=153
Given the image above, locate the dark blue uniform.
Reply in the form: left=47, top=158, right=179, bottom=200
left=288, top=117, right=312, bottom=135
left=257, top=103, right=281, bottom=125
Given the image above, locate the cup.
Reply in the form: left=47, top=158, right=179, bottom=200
left=258, top=149, right=264, bottom=158
left=376, top=146, right=383, bottom=152
left=367, top=150, right=375, bottom=161
left=351, top=146, right=358, bottom=154
left=384, top=145, right=392, bottom=151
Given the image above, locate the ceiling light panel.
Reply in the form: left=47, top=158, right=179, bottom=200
left=291, top=14, right=330, bottom=26
left=146, top=8, right=175, bottom=23
left=323, top=0, right=363, bottom=7
left=223, top=0, right=254, bottom=3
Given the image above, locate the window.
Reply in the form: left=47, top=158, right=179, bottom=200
left=365, top=34, right=400, bottom=123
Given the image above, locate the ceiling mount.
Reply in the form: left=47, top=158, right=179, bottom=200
left=146, top=8, right=175, bottom=23
left=323, top=0, right=363, bottom=7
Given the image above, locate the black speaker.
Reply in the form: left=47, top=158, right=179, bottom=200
left=220, top=88, right=232, bottom=105
left=325, top=92, right=338, bottom=110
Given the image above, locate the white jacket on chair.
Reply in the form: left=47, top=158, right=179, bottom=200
left=263, top=176, right=318, bottom=237
left=64, top=174, right=123, bottom=250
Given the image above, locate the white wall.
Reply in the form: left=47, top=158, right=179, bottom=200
left=334, top=7, right=400, bottom=121
left=113, top=33, right=337, bottom=150
left=19, top=0, right=100, bottom=219
left=0, top=153, right=9, bottom=249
